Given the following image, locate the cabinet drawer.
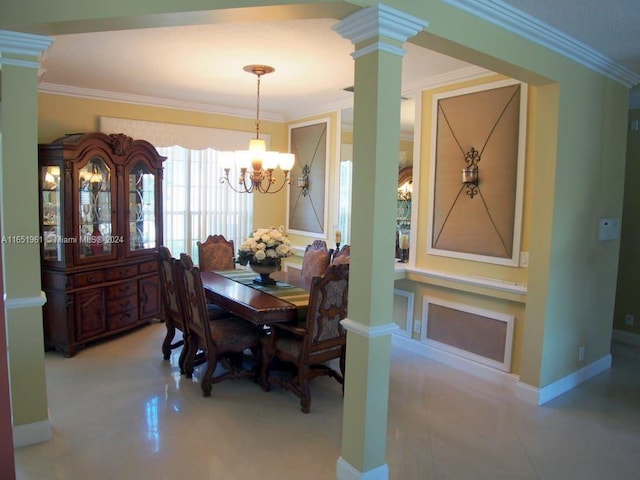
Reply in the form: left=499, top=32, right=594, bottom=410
left=106, top=265, right=138, bottom=281
left=106, top=294, right=138, bottom=315
left=74, top=270, right=105, bottom=288
left=139, top=260, right=158, bottom=274
left=106, top=281, right=138, bottom=300
left=108, top=307, right=139, bottom=331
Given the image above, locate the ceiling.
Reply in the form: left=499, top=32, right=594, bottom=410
left=38, top=1, right=640, bottom=135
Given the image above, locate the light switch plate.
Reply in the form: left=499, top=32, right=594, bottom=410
left=597, top=218, right=620, bottom=242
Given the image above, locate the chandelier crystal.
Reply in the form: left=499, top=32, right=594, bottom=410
left=219, top=65, right=295, bottom=194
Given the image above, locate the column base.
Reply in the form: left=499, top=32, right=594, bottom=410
left=336, top=457, right=389, bottom=480
left=13, top=419, right=52, bottom=447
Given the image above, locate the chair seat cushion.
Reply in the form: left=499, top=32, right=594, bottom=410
left=274, top=335, right=303, bottom=359
left=209, top=317, right=261, bottom=346
left=274, top=333, right=342, bottom=361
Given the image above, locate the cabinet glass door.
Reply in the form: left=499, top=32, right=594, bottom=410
left=41, top=165, right=62, bottom=262
left=78, top=157, right=113, bottom=258
left=128, top=162, right=156, bottom=251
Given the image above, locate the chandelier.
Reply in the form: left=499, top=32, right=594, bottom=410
left=219, top=65, right=295, bottom=194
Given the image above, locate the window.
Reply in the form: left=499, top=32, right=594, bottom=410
left=157, top=146, right=252, bottom=264
left=337, top=160, right=352, bottom=245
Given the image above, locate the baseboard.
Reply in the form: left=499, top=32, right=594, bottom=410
left=13, top=419, right=52, bottom=447
left=392, top=334, right=611, bottom=406
left=392, top=333, right=519, bottom=388
left=537, top=354, right=612, bottom=405
left=612, top=329, right=640, bottom=347
left=336, top=457, right=389, bottom=480
left=513, top=380, right=540, bottom=404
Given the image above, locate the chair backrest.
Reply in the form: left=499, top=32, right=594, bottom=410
left=331, top=245, right=350, bottom=265
left=197, top=234, right=235, bottom=271
left=175, top=253, right=213, bottom=351
left=157, top=246, right=185, bottom=331
left=301, top=240, right=332, bottom=284
left=303, top=263, right=349, bottom=360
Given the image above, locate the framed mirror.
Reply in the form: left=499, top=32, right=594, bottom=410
left=339, top=103, right=416, bottom=259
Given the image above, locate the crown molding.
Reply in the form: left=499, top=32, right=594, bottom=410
left=442, top=0, right=640, bottom=88
left=37, top=82, right=285, bottom=122
left=0, top=29, right=53, bottom=58
left=41, top=64, right=492, bottom=127
left=0, top=29, right=53, bottom=69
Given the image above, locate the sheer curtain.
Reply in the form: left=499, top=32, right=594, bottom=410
left=338, top=160, right=352, bottom=245
left=158, top=146, right=252, bottom=264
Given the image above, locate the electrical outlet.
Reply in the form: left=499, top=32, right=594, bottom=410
left=625, top=314, right=634, bottom=326
left=413, top=320, right=421, bottom=333
left=578, top=346, right=585, bottom=362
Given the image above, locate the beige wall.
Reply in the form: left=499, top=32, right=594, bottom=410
left=285, top=111, right=340, bottom=249
left=38, top=93, right=288, bottom=229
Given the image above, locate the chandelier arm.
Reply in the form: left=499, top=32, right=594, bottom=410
left=256, top=174, right=291, bottom=194
left=240, top=172, right=255, bottom=193
left=219, top=172, right=257, bottom=194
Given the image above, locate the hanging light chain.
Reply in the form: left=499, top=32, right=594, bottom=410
left=255, top=72, right=261, bottom=139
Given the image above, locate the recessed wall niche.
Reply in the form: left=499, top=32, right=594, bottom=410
left=287, top=119, right=330, bottom=237
left=427, top=79, right=527, bottom=266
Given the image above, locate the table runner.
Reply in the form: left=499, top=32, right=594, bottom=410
left=215, top=269, right=309, bottom=313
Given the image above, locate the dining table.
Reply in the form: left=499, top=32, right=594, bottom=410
left=200, top=268, right=310, bottom=326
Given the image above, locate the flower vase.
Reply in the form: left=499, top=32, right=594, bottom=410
left=249, top=261, right=279, bottom=285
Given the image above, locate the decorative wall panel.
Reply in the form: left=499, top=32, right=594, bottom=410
left=287, top=119, right=329, bottom=236
left=421, top=297, right=514, bottom=372
left=428, top=80, right=527, bottom=265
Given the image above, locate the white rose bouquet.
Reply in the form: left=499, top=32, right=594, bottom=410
left=236, top=226, right=294, bottom=267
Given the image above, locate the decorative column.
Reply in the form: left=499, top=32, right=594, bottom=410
left=333, top=5, right=427, bottom=480
left=0, top=29, right=54, bottom=447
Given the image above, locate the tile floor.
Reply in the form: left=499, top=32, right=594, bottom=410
left=14, top=322, right=640, bottom=480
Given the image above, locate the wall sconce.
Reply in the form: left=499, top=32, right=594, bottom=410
left=298, top=164, right=310, bottom=197
left=462, top=147, right=480, bottom=198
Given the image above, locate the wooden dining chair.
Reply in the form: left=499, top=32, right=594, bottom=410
left=261, top=263, right=349, bottom=413
left=197, top=234, right=235, bottom=271
left=176, top=253, right=263, bottom=397
left=331, top=245, right=350, bottom=265
left=159, top=246, right=225, bottom=373
left=197, top=234, right=236, bottom=318
left=158, top=246, right=190, bottom=370
left=300, top=239, right=332, bottom=284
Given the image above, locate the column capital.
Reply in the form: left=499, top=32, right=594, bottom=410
left=0, top=29, right=53, bottom=69
left=332, top=3, right=428, bottom=46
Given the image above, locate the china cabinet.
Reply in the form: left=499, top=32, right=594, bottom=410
left=396, top=166, right=412, bottom=260
left=38, top=132, right=165, bottom=356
